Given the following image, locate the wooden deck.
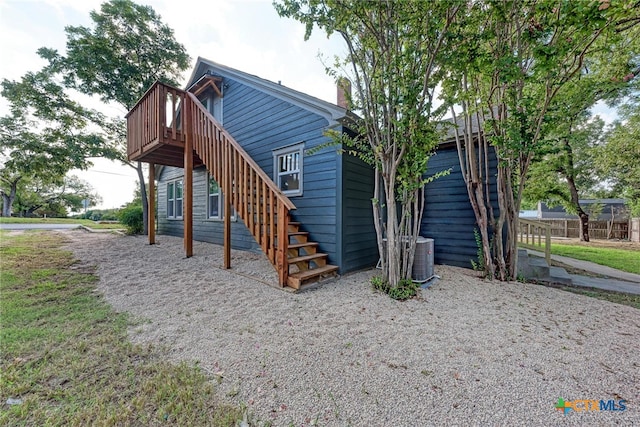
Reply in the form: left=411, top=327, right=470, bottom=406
left=126, top=81, right=338, bottom=289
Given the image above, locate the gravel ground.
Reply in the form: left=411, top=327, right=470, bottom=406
left=64, top=230, right=640, bottom=426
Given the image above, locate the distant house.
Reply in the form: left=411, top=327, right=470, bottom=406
left=126, top=57, right=495, bottom=288
left=534, top=199, right=628, bottom=221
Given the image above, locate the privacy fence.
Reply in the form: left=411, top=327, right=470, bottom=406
left=536, top=219, right=631, bottom=240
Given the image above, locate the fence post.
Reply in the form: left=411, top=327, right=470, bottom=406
left=545, top=225, right=551, bottom=265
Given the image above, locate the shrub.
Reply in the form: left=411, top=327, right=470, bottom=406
left=118, top=204, right=143, bottom=235
left=370, top=276, right=419, bottom=301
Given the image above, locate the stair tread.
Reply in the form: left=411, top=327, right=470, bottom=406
left=289, top=264, right=338, bottom=280
left=288, top=241, right=319, bottom=249
left=288, top=231, right=309, bottom=236
left=288, top=253, right=328, bottom=263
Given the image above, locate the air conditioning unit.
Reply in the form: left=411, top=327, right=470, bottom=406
left=412, top=237, right=434, bottom=282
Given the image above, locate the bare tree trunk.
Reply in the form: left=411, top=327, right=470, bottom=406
left=372, top=167, right=386, bottom=275
left=607, top=206, right=615, bottom=239
left=0, top=177, right=20, bottom=217
left=567, top=175, right=589, bottom=242
left=1, top=192, right=13, bottom=217
left=135, top=161, right=149, bottom=235
left=452, top=105, right=495, bottom=278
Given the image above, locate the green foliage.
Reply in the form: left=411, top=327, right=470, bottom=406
left=79, top=209, right=119, bottom=221
left=276, top=0, right=461, bottom=286
left=118, top=203, right=143, bottom=235
left=0, top=66, right=117, bottom=217
left=370, top=275, right=419, bottom=301
left=470, top=228, right=485, bottom=272
left=441, top=0, right=639, bottom=279
left=596, top=105, right=640, bottom=216
left=12, top=175, right=101, bottom=218
left=47, top=0, right=191, bottom=110
left=36, top=0, right=191, bottom=234
left=550, top=243, right=640, bottom=275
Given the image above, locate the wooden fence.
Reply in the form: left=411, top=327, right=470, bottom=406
left=631, top=218, right=640, bottom=243
left=536, top=219, right=630, bottom=240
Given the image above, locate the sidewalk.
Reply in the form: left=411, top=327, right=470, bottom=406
left=528, top=249, right=640, bottom=295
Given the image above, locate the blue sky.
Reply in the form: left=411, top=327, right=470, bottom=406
left=0, top=0, right=345, bottom=209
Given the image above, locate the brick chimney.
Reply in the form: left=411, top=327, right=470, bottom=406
left=337, top=77, right=351, bottom=109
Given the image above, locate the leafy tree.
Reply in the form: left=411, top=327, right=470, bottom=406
left=597, top=104, right=640, bottom=216
left=0, top=67, right=116, bottom=217
left=443, top=0, right=638, bottom=279
left=522, top=19, right=640, bottom=242
left=276, top=0, right=461, bottom=288
left=40, top=0, right=190, bottom=234
left=523, top=114, right=605, bottom=241
left=12, top=175, right=101, bottom=217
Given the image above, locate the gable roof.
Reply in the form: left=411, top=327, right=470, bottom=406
left=186, top=57, right=353, bottom=126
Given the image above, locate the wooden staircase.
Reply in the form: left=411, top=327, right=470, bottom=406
left=126, top=81, right=337, bottom=289
left=286, top=221, right=338, bottom=288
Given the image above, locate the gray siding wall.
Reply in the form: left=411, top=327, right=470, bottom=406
left=341, top=154, right=378, bottom=272
left=221, top=76, right=339, bottom=264
left=157, top=166, right=260, bottom=251
left=421, top=144, right=499, bottom=268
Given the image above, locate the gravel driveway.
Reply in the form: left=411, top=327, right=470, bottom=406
left=64, top=230, right=640, bottom=426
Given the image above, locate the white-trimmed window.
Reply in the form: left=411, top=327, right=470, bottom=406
left=207, top=174, right=236, bottom=220
left=167, top=178, right=183, bottom=219
left=208, top=175, right=222, bottom=219
left=273, top=143, right=304, bottom=196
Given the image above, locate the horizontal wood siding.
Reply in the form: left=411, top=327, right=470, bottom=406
left=421, top=145, right=499, bottom=268
left=157, top=166, right=260, bottom=252
left=341, top=154, right=378, bottom=272
left=222, top=77, right=339, bottom=264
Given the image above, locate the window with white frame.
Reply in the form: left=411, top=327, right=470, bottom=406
left=207, top=174, right=235, bottom=220
left=167, top=178, right=183, bottom=219
left=273, top=143, right=304, bottom=196
left=208, top=175, right=222, bottom=219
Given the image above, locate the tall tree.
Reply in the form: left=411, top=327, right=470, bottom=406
left=443, top=0, right=638, bottom=279
left=523, top=113, right=605, bottom=241
left=597, top=103, right=640, bottom=217
left=40, top=0, right=190, bottom=233
left=523, top=19, right=639, bottom=242
left=0, top=67, right=115, bottom=217
left=11, top=175, right=101, bottom=217
left=276, top=0, right=461, bottom=287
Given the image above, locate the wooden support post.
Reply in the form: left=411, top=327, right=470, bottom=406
left=545, top=225, right=551, bottom=265
left=184, top=100, right=193, bottom=258
left=148, top=163, right=155, bottom=245
left=223, top=141, right=232, bottom=269
left=276, top=202, right=288, bottom=287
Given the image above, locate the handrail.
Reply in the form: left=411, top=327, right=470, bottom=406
left=184, top=90, right=295, bottom=286
left=126, top=81, right=184, bottom=160
left=518, top=218, right=551, bottom=265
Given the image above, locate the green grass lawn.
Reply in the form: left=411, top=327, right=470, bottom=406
left=0, top=217, right=123, bottom=229
left=0, top=230, right=243, bottom=425
left=550, top=243, right=640, bottom=275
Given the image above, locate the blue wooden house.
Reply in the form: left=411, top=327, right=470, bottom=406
left=126, top=57, right=485, bottom=289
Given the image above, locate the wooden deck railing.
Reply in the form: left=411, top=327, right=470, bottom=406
left=518, top=218, right=551, bottom=264
left=184, top=91, right=296, bottom=286
left=126, top=81, right=185, bottom=160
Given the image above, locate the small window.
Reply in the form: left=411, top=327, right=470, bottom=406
left=207, top=174, right=236, bottom=220
left=208, top=176, right=221, bottom=219
left=273, top=143, right=304, bottom=197
left=167, top=178, right=183, bottom=219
